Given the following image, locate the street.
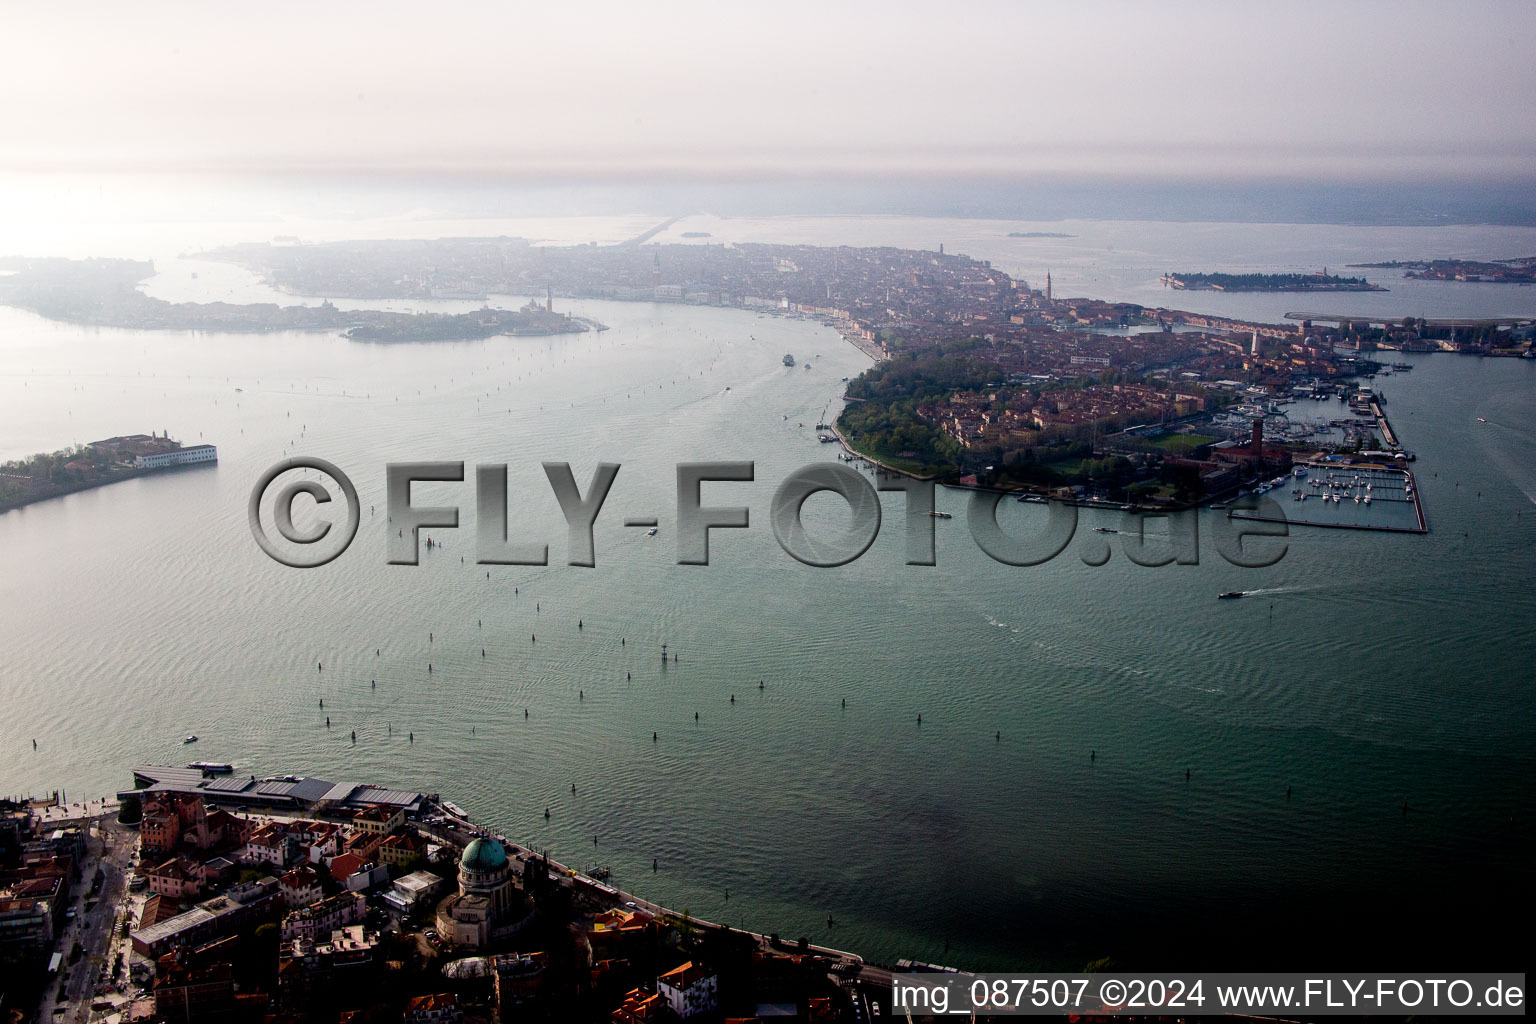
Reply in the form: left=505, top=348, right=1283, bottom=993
left=34, top=803, right=141, bottom=1024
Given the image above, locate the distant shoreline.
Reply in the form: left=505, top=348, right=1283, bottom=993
left=0, top=257, right=604, bottom=342
left=1346, top=256, right=1536, bottom=284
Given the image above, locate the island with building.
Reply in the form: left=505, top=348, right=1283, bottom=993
left=1159, top=270, right=1385, bottom=291
left=1347, top=255, right=1536, bottom=283
left=0, top=434, right=216, bottom=514
left=2, top=765, right=885, bottom=1023
left=0, top=257, right=601, bottom=341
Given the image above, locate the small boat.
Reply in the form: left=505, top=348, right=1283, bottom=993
left=1477, top=417, right=1487, bottom=423
left=1092, top=527, right=1117, bottom=534
left=182, top=735, right=198, bottom=744
left=927, top=510, right=953, bottom=519
left=188, top=761, right=233, bottom=773
left=1218, top=591, right=1244, bottom=600
left=646, top=527, right=658, bottom=536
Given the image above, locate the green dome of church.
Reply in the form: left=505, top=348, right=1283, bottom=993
left=460, top=837, right=508, bottom=871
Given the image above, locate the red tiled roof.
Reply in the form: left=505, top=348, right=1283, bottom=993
left=327, top=853, right=367, bottom=881
left=658, top=960, right=714, bottom=990
left=404, top=993, right=456, bottom=1013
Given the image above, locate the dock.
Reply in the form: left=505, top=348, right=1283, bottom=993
left=1371, top=398, right=1400, bottom=449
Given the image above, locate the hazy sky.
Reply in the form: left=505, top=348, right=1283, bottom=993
left=2, top=0, right=1532, bottom=181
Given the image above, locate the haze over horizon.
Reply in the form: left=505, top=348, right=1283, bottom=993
left=3, top=0, right=1533, bottom=183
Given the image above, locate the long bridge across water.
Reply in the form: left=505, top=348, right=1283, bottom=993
left=1285, top=311, right=1534, bottom=328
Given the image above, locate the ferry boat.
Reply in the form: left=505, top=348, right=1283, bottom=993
left=1218, top=591, right=1244, bottom=600
left=188, top=761, right=234, bottom=773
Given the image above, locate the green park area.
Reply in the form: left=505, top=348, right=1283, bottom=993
left=1151, top=432, right=1216, bottom=455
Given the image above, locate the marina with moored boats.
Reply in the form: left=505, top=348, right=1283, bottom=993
left=1231, top=460, right=1427, bottom=533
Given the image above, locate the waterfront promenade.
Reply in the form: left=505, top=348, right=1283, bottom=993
left=424, top=799, right=868, bottom=967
